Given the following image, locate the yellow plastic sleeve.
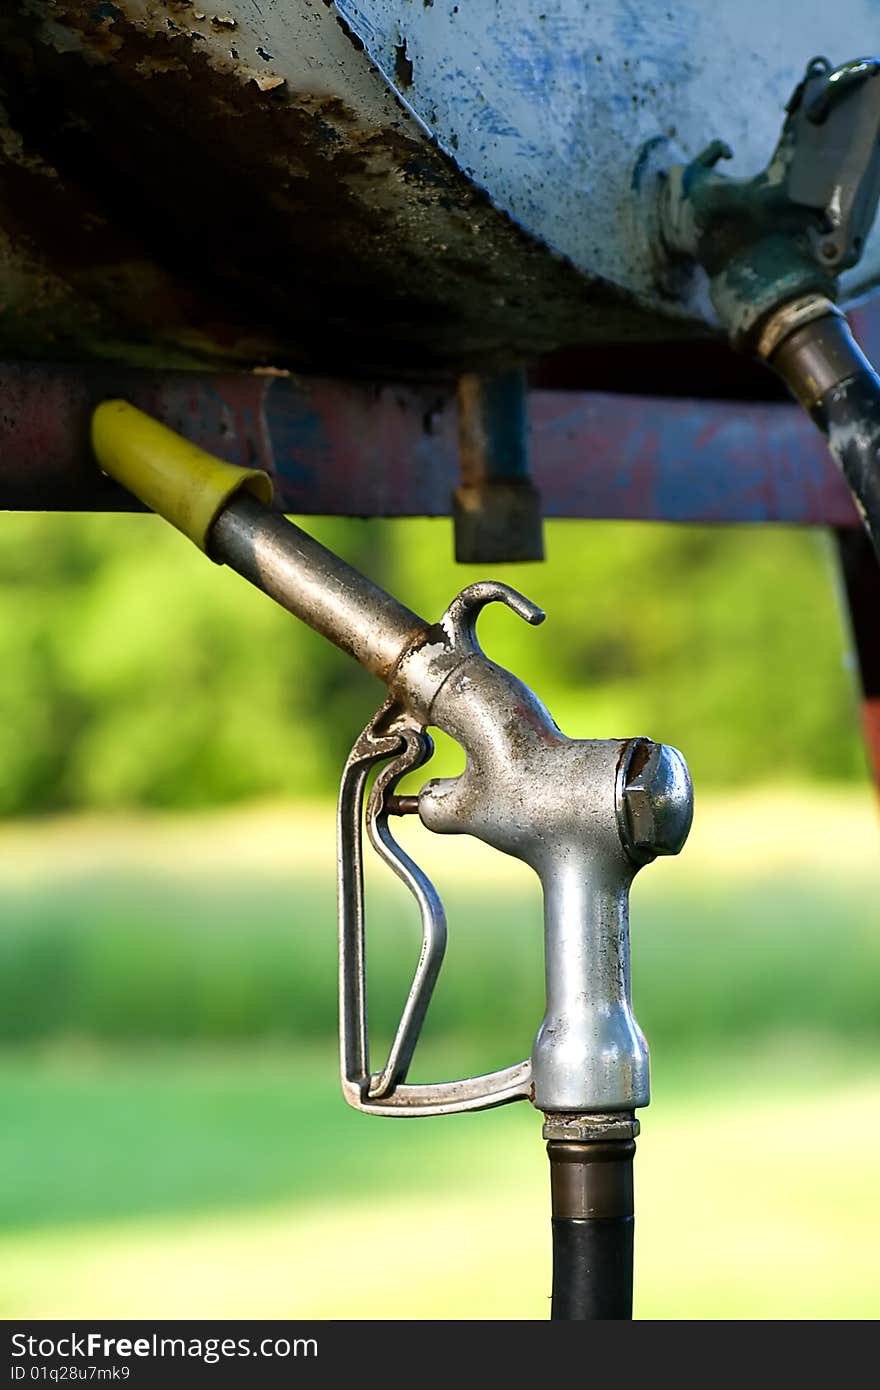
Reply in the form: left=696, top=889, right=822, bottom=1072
left=91, top=399, right=274, bottom=555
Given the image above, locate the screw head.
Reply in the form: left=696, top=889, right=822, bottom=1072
left=617, top=738, right=694, bottom=862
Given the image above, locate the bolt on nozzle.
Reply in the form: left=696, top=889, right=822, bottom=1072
left=616, top=738, right=693, bottom=862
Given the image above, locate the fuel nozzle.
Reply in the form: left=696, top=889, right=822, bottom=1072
left=93, top=401, right=695, bottom=1322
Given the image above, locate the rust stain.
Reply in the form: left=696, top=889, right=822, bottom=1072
left=0, top=1, right=653, bottom=377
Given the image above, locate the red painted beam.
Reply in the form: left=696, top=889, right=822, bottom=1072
left=0, top=361, right=861, bottom=525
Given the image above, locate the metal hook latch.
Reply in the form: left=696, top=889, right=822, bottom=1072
left=336, top=699, right=533, bottom=1117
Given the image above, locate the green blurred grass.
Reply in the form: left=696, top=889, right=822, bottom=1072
left=0, top=791, right=877, bottom=1318
left=0, top=1039, right=877, bottom=1319
left=0, top=1035, right=874, bottom=1234
left=0, top=791, right=878, bottom=1055
left=0, top=1043, right=467, bottom=1233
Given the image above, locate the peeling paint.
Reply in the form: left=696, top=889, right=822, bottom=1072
left=337, top=0, right=880, bottom=312
left=0, top=0, right=656, bottom=374
left=0, top=357, right=863, bottom=527
left=3, top=0, right=879, bottom=376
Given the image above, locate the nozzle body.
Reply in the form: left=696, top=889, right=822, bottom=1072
left=92, top=399, right=696, bottom=1323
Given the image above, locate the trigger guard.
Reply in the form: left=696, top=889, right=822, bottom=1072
left=337, top=700, right=532, bottom=1116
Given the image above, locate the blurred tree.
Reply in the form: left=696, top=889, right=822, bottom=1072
left=0, top=511, right=865, bottom=815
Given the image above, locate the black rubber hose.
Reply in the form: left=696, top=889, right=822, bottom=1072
left=811, top=371, right=880, bottom=559
left=768, top=311, right=880, bottom=561
left=547, top=1138, right=635, bottom=1321
left=551, top=1215, right=634, bottom=1319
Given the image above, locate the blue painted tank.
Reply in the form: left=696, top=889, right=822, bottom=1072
left=1, top=1, right=878, bottom=377
left=339, top=1, right=880, bottom=317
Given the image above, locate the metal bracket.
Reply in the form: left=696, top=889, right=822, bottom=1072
left=656, top=54, right=880, bottom=343
left=452, top=371, right=544, bottom=564
left=787, top=57, right=880, bottom=273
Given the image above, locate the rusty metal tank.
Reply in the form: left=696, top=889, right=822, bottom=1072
left=2, top=1, right=880, bottom=380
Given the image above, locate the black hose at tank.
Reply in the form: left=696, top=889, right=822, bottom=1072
left=768, top=308, right=880, bottom=560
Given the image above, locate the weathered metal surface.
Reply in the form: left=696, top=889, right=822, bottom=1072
left=453, top=371, right=544, bottom=563
left=655, top=58, right=880, bottom=346
left=0, top=0, right=643, bottom=378
left=211, top=496, right=427, bottom=682
left=343, top=1, right=880, bottom=321
left=3, top=2, right=880, bottom=377
left=0, top=358, right=863, bottom=525
left=0, top=362, right=455, bottom=512
left=530, top=391, right=860, bottom=526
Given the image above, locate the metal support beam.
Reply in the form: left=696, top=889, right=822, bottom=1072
left=0, top=361, right=861, bottom=526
